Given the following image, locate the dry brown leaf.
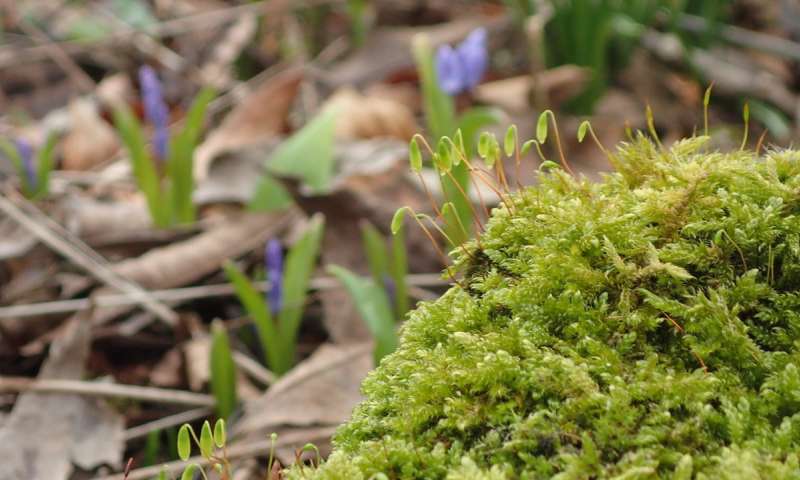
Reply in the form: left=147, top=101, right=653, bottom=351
left=61, top=98, right=119, bottom=171
left=474, top=66, right=592, bottom=114
left=325, top=88, right=418, bottom=141
left=112, top=210, right=295, bottom=290
left=234, top=343, right=373, bottom=439
left=0, top=317, right=124, bottom=480
left=194, top=69, right=303, bottom=181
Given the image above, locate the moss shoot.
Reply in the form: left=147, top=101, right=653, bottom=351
left=293, top=136, right=800, bottom=479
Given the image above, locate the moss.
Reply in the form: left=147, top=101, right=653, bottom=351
left=290, top=136, right=800, bottom=479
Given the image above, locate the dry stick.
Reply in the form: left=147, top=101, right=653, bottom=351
left=232, top=350, right=277, bottom=387
left=92, top=426, right=338, bottom=480
left=0, top=376, right=215, bottom=406
left=0, top=273, right=446, bottom=319
left=124, top=407, right=213, bottom=441
left=0, top=188, right=178, bottom=326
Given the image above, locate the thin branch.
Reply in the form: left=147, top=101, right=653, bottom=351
left=0, top=376, right=215, bottom=407
left=0, top=187, right=179, bottom=326
left=0, top=273, right=447, bottom=319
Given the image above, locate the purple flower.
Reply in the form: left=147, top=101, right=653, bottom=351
left=265, top=239, right=284, bottom=315
left=434, top=27, right=488, bottom=95
left=14, top=139, right=36, bottom=190
left=138, top=65, right=170, bottom=161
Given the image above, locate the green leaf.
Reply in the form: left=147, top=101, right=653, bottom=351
left=114, top=106, right=168, bottom=227
left=32, top=132, right=58, bottom=199
left=537, top=111, right=549, bottom=144
left=361, top=222, right=390, bottom=287
left=409, top=137, right=423, bottom=173
left=520, top=140, right=536, bottom=157
left=435, top=138, right=452, bottom=174
left=389, top=222, right=409, bottom=319
left=452, top=129, right=465, bottom=165
left=263, top=106, right=338, bottom=194
left=181, top=464, right=199, bottom=480
left=577, top=121, right=590, bottom=143
left=456, top=107, right=504, bottom=157
left=213, top=419, right=226, bottom=448
left=478, top=132, right=491, bottom=159
left=0, top=138, right=24, bottom=190
left=210, top=321, right=237, bottom=419
left=277, top=215, right=325, bottom=371
left=156, top=468, right=168, bottom=480
left=504, top=125, right=517, bottom=157
left=223, top=261, right=284, bottom=374
left=328, top=265, right=398, bottom=363
left=177, top=424, right=192, bottom=461
left=248, top=173, right=294, bottom=212
left=168, top=87, right=215, bottom=224
left=391, top=207, right=410, bottom=235
left=199, top=421, right=213, bottom=459
left=540, top=160, right=560, bottom=171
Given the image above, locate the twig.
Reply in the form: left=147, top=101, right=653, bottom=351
left=232, top=351, right=277, bottom=387
left=124, top=407, right=213, bottom=441
left=92, top=426, right=337, bottom=480
left=0, top=376, right=215, bottom=406
left=0, top=187, right=178, bottom=326
left=0, top=273, right=446, bottom=319
left=677, top=13, right=800, bottom=63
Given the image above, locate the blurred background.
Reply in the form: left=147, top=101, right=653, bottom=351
left=0, top=1, right=798, bottom=479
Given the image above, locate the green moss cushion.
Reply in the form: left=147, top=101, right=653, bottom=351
left=294, top=137, right=800, bottom=479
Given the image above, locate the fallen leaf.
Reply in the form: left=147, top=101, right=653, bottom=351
left=473, top=66, right=592, bottom=114
left=234, top=343, right=373, bottom=439
left=61, top=97, right=119, bottom=170
left=0, top=317, right=124, bottom=480
left=194, top=69, right=303, bottom=182
left=325, top=88, right=418, bottom=141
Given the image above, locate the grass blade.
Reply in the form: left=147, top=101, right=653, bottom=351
left=277, top=215, right=325, bottom=364
left=223, top=261, right=287, bottom=375
left=328, top=265, right=398, bottom=363
left=114, top=106, right=167, bottom=226
left=361, top=221, right=390, bottom=286
left=389, top=222, right=409, bottom=319
left=210, top=321, right=237, bottom=419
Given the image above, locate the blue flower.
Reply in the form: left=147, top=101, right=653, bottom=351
left=435, top=27, right=488, bottom=95
left=265, top=239, right=284, bottom=315
left=14, top=139, right=36, bottom=190
left=138, top=65, right=170, bottom=161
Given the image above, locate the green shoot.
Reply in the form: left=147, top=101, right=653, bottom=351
left=225, top=216, right=325, bottom=375
left=209, top=321, right=237, bottom=419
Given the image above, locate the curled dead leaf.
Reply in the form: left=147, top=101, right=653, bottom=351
left=325, top=88, right=418, bottom=141
left=61, top=98, right=119, bottom=171
left=194, top=69, right=303, bottom=182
